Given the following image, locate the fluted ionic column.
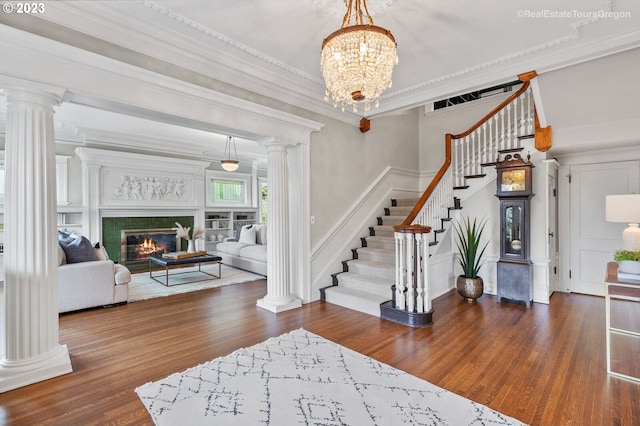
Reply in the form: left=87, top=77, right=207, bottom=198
left=0, top=88, right=72, bottom=393
left=257, top=142, right=301, bottom=312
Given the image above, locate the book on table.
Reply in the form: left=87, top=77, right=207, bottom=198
left=161, top=251, right=207, bottom=259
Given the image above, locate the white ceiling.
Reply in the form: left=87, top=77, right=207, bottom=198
left=3, top=0, right=640, bottom=159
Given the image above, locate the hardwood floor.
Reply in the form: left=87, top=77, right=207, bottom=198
left=0, top=280, right=638, bottom=425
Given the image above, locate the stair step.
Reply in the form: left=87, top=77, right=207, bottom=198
left=378, top=215, right=405, bottom=226
left=334, top=272, right=393, bottom=298
left=386, top=206, right=413, bottom=216
left=498, top=147, right=523, bottom=154
left=518, top=134, right=534, bottom=140
left=344, top=259, right=395, bottom=280
left=323, top=286, right=389, bottom=317
left=391, top=197, right=419, bottom=207
left=370, top=225, right=394, bottom=238
left=365, top=236, right=395, bottom=250
left=354, top=247, right=395, bottom=264
left=463, top=174, right=486, bottom=179
left=453, top=186, right=469, bottom=190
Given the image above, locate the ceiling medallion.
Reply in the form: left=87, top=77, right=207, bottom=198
left=320, top=0, right=398, bottom=113
left=311, top=0, right=396, bottom=17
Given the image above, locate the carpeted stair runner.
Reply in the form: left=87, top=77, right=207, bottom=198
left=322, top=197, right=419, bottom=317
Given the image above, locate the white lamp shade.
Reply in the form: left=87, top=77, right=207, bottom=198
left=606, top=194, right=640, bottom=251
left=221, top=160, right=239, bottom=172
left=605, top=194, right=640, bottom=223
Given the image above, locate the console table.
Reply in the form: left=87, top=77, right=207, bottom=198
left=604, top=262, right=640, bottom=383
left=149, top=253, right=222, bottom=287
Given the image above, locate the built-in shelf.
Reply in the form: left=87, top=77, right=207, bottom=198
left=203, top=209, right=257, bottom=252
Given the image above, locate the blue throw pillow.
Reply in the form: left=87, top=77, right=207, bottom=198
left=59, top=234, right=98, bottom=264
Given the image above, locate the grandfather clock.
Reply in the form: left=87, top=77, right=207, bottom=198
left=495, top=153, right=534, bottom=307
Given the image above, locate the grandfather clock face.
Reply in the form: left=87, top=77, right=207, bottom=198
left=501, top=169, right=526, bottom=192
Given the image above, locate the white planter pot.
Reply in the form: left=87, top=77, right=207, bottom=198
left=618, top=260, right=640, bottom=274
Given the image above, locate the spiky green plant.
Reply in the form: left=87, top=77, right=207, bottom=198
left=453, top=216, right=489, bottom=278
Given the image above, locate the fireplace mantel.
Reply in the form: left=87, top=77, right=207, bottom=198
left=76, top=147, right=211, bottom=243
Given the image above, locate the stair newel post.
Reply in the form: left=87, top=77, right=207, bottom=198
left=405, top=232, right=415, bottom=313
left=394, top=231, right=406, bottom=309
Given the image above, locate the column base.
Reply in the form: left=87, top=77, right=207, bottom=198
left=257, top=297, right=302, bottom=313
left=0, top=344, right=73, bottom=393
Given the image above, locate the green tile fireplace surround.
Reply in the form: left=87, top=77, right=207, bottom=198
left=102, top=216, right=194, bottom=271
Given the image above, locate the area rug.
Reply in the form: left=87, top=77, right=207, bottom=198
left=128, top=264, right=263, bottom=302
left=136, top=329, right=526, bottom=426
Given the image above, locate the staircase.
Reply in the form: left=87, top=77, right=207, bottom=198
left=321, top=71, right=548, bottom=325
left=321, top=197, right=459, bottom=317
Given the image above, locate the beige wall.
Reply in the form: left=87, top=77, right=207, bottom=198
left=309, top=108, right=420, bottom=244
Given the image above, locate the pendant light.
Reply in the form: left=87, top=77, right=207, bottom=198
left=221, top=135, right=239, bottom=172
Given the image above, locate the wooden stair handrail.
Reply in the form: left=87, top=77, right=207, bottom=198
left=393, top=71, right=536, bottom=233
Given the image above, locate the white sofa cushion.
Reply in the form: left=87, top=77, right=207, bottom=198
left=217, top=241, right=251, bottom=256
left=239, top=244, right=267, bottom=262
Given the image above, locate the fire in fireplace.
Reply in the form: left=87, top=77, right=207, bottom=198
left=120, top=228, right=179, bottom=266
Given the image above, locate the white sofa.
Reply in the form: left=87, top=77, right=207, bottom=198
left=216, top=224, right=267, bottom=276
left=58, top=239, right=131, bottom=313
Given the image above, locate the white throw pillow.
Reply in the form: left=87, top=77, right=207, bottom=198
left=239, top=226, right=257, bottom=244
left=255, top=224, right=267, bottom=246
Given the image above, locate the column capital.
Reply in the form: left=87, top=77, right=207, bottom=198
left=2, top=87, right=63, bottom=110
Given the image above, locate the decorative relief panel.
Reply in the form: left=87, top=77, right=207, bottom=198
left=112, top=175, right=186, bottom=201
left=101, top=169, right=198, bottom=206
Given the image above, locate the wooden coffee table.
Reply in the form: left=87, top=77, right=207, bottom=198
left=149, top=253, right=222, bottom=286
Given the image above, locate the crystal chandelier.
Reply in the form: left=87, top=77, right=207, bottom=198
left=221, top=136, right=239, bottom=172
left=320, top=0, right=398, bottom=113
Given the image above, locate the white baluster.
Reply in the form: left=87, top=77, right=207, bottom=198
left=395, top=232, right=405, bottom=309
left=506, top=103, right=512, bottom=150
left=491, top=115, right=497, bottom=162
left=470, top=132, right=477, bottom=175
left=415, top=233, right=424, bottom=313
left=500, top=109, right=506, bottom=151
left=422, top=233, right=431, bottom=313
left=519, top=93, right=526, bottom=137
left=405, top=233, right=415, bottom=312
left=482, top=123, right=488, bottom=166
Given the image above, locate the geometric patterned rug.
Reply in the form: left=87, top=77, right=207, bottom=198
left=136, top=329, right=527, bottom=425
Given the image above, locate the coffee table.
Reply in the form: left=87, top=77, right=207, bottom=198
left=149, top=253, right=222, bottom=286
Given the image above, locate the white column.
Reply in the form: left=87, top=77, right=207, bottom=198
left=257, top=142, right=301, bottom=313
left=81, top=162, right=101, bottom=243
left=0, top=88, right=72, bottom=393
left=288, top=143, right=311, bottom=302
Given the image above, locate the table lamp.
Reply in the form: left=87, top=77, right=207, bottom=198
left=605, top=194, right=640, bottom=250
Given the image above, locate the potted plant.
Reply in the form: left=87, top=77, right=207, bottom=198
left=453, top=216, right=489, bottom=303
left=614, top=249, right=640, bottom=275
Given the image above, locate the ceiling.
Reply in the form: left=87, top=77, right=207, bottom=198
left=2, top=0, right=640, bottom=162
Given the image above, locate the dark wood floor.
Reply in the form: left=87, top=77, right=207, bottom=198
left=0, top=279, right=638, bottom=425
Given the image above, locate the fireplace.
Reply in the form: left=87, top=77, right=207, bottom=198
left=121, top=228, right=179, bottom=266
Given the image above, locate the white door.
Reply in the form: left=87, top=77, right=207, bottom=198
left=569, top=161, right=640, bottom=295
left=548, top=171, right=559, bottom=293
